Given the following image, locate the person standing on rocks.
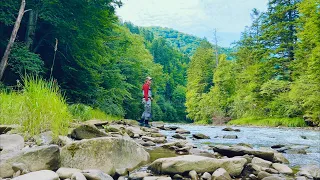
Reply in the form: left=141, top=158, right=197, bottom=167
left=140, top=76, right=152, bottom=127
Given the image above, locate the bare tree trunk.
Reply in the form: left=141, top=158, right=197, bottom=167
left=25, top=8, right=38, bottom=50
left=0, top=0, right=26, bottom=80
left=214, top=29, right=219, bottom=66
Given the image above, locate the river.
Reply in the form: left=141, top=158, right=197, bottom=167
left=159, top=124, right=320, bottom=167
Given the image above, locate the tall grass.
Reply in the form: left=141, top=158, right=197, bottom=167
left=0, top=77, right=71, bottom=139
left=228, top=117, right=307, bottom=127
left=68, top=103, right=122, bottom=121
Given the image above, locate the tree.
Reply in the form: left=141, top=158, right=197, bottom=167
left=0, top=0, right=26, bottom=80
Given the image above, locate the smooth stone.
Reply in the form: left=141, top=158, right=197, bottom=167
left=211, top=168, right=231, bottom=180
left=193, top=134, right=210, bottom=139
left=189, top=170, right=198, bottom=180
left=82, top=169, right=113, bottom=180
left=201, top=172, right=211, bottom=180
left=129, top=172, right=152, bottom=180
left=11, top=170, right=59, bottom=180
left=271, top=163, right=293, bottom=174
left=172, top=134, right=186, bottom=140
left=0, top=134, right=24, bottom=153
left=71, top=172, right=87, bottom=180
left=252, top=157, right=272, bottom=168
left=56, top=167, right=82, bottom=179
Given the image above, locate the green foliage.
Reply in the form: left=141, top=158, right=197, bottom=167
left=9, top=43, right=44, bottom=75
left=0, top=77, right=71, bottom=139
left=228, top=117, right=306, bottom=127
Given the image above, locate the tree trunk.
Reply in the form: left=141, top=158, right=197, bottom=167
left=0, top=0, right=26, bottom=80
left=25, top=8, right=38, bottom=50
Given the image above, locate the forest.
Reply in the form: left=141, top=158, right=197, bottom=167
left=0, top=0, right=319, bottom=127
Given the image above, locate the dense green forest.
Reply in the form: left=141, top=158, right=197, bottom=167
left=0, top=0, right=319, bottom=126
left=186, top=0, right=320, bottom=126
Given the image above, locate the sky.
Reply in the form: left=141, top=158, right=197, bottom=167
left=116, top=0, right=269, bottom=47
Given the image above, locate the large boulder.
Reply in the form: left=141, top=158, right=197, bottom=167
left=148, top=155, right=247, bottom=177
left=71, top=125, right=108, bottom=140
left=60, top=137, right=149, bottom=176
left=271, top=163, right=292, bottom=174
left=192, top=133, right=210, bottom=139
left=212, top=145, right=274, bottom=161
left=0, top=145, right=60, bottom=178
left=0, top=134, right=24, bottom=153
left=211, top=168, right=232, bottom=180
left=12, top=170, right=59, bottom=180
left=298, top=165, right=320, bottom=179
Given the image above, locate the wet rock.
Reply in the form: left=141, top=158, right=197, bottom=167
left=11, top=170, right=59, bottom=180
left=212, top=145, right=274, bottom=161
left=222, top=127, right=240, bottom=132
left=271, top=145, right=286, bottom=149
left=71, top=172, right=87, bottom=180
left=201, top=172, right=211, bottom=180
left=173, top=174, right=184, bottom=180
left=211, top=168, right=231, bottom=180
left=298, top=165, right=320, bottom=180
left=71, top=125, right=108, bottom=140
left=0, top=134, right=24, bottom=153
left=222, top=135, right=238, bottom=139
left=252, top=157, right=272, bottom=168
left=257, top=171, right=272, bottom=179
left=167, top=126, right=179, bottom=130
left=271, top=163, right=293, bottom=174
left=189, top=170, right=198, bottom=180
left=193, top=134, right=210, bottom=139
left=273, top=152, right=289, bottom=164
left=129, top=172, right=152, bottom=180
left=176, top=128, right=191, bottom=134
left=60, top=137, right=149, bottom=176
left=82, top=169, right=113, bottom=180
left=300, top=135, right=307, bottom=139
left=148, top=155, right=247, bottom=177
left=172, top=134, right=186, bottom=140
left=56, top=167, right=82, bottom=179
left=0, top=145, right=60, bottom=178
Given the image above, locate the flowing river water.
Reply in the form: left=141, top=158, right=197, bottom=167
left=157, top=124, right=320, bottom=167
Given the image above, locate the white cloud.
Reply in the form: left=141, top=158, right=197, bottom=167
left=116, top=0, right=268, bottom=47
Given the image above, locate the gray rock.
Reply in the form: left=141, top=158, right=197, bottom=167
left=286, top=149, right=307, bottom=154
left=273, top=152, right=289, bottom=164
left=175, top=128, right=190, bottom=134
left=140, top=141, right=156, bottom=147
left=61, top=137, right=149, bottom=176
left=189, top=170, right=198, bottom=180
left=300, top=135, right=307, bottom=139
left=71, top=124, right=108, bottom=140
left=71, top=172, right=87, bottom=180
left=222, top=127, right=240, bottom=132
left=161, top=141, right=188, bottom=149
left=257, top=171, right=272, bottom=179
left=85, top=120, right=109, bottom=127
left=82, top=169, right=113, bottom=180
left=151, top=133, right=165, bottom=138
left=34, top=131, right=53, bottom=145
left=172, top=134, right=186, bottom=140
left=222, top=135, right=238, bottom=139
left=0, top=125, right=19, bottom=134
left=298, top=165, right=320, bottom=179
left=142, top=136, right=166, bottom=144
left=12, top=170, right=59, bottom=180
left=201, top=172, right=211, bottom=180
left=271, top=145, right=286, bottom=149
left=173, top=174, right=184, bottom=180
left=249, top=174, right=258, bottom=180
left=193, top=134, right=210, bottom=139
left=252, top=157, right=272, bottom=168
left=167, top=126, right=179, bottom=130
left=12, top=163, right=28, bottom=173
left=212, top=145, right=274, bottom=161
left=0, top=145, right=60, bottom=178
left=57, top=135, right=73, bottom=146
left=56, top=167, right=82, bottom=179
left=143, top=176, right=171, bottom=180
left=0, top=134, right=24, bottom=153
left=118, top=176, right=126, bottom=180
left=129, top=172, right=152, bottom=180
left=295, top=176, right=307, bottom=180
left=242, top=163, right=263, bottom=176
left=211, top=168, right=231, bottom=180
left=271, top=163, right=293, bottom=174
left=264, top=168, right=278, bottom=174
left=148, top=155, right=247, bottom=177
left=261, top=176, right=284, bottom=180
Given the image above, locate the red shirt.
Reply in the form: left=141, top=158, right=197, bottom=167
left=142, top=83, right=150, bottom=101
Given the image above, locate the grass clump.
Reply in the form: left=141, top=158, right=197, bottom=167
left=228, top=117, right=306, bottom=127
left=68, top=103, right=122, bottom=121
left=0, top=76, right=71, bottom=139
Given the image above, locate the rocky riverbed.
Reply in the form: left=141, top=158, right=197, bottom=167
left=0, top=120, right=319, bottom=180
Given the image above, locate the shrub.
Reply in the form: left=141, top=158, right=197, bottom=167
left=0, top=76, right=71, bottom=139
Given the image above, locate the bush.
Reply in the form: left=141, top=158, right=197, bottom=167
left=68, top=103, right=121, bottom=121
left=228, top=117, right=306, bottom=127
left=0, top=77, right=71, bottom=139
